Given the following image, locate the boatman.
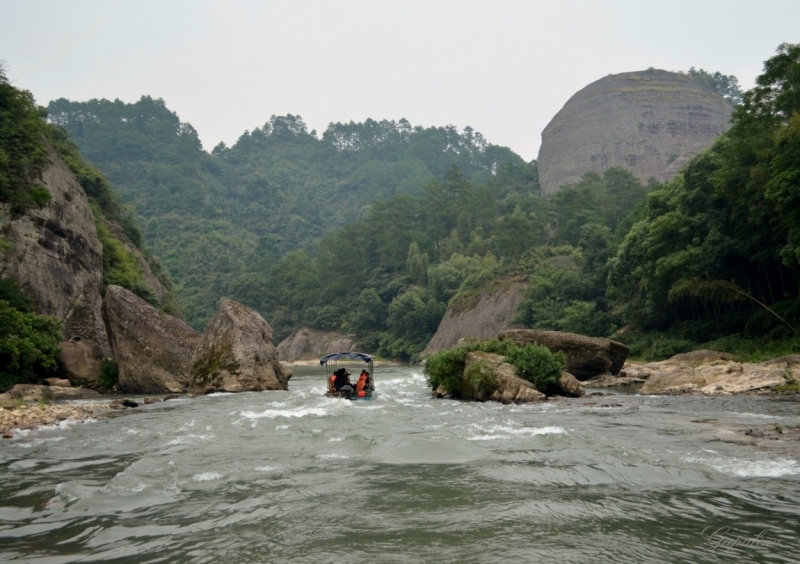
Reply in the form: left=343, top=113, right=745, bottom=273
left=334, top=368, right=351, bottom=391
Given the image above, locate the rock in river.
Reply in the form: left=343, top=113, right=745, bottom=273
left=499, top=329, right=629, bottom=380
left=102, top=285, right=200, bottom=394
left=189, top=300, right=290, bottom=394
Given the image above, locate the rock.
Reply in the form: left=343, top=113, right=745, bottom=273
left=276, top=327, right=359, bottom=362
left=0, top=384, right=101, bottom=405
left=44, top=377, right=72, bottom=388
left=585, top=374, right=645, bottom=387
left=57, top=337, right=104, bottom=385
left=0, top=142, right=109, bottom=353
left=538, top=69, right=733, bottom=195
left=102, top=285, right=200, bottom=394
left=163, top=394, right=180, bottom=401
left=639, top=352, right=799, bottom=395
left=498, top=329, right=629, bottom=380
left=120, top=398, right=139, bottom=408
left=490, top=362, right=547, bottom=404
left=422, top=283, right=526, bottom=357
left=143, top=397, right=160, bottom=404
left=189, top=300, right=290, bottom=394
left=557, top=372, right=585, bottom=397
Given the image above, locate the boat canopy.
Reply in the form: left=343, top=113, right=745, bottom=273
left=319, top=352, right=374, bottom=365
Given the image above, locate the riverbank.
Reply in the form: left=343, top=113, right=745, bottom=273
left=1, top=402, right=112, bottom=439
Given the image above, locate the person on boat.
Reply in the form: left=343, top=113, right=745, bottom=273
left=356, top=370, right=369, bottom=395
left=333, top=368, right=351, bottom=391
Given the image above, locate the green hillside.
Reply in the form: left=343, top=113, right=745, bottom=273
left=47, top=98, right=524, bottom=330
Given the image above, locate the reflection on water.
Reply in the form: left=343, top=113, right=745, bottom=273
left=1, top=366, right=799, bottom=562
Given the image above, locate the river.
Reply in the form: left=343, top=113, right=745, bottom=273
left=1, top=365, right=799, bottom=563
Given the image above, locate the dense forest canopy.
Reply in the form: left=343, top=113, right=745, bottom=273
left=48, top=97, right=524, bottom=329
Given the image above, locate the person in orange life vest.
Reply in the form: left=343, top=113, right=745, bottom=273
left=356, top=370, right=369, bottom=394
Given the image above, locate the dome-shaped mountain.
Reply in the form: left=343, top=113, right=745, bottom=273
left=538, top=69, right=733, bottom=195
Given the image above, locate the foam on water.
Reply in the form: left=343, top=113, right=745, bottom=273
left=683, top=456, right=800, bottom=477
left=192, top=472, right=223, bottom=482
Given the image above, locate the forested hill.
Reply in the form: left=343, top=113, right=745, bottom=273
left=47, top=97, right=526, bottom=329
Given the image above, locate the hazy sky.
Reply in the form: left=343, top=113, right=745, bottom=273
left=1, top=0, right=797, bottom=161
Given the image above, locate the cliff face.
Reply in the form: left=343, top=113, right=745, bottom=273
left=276, top=327, right=360, bottom=361
left=538, top=69, right=733, bottom=195
left=0, top=144, right=108, bottom=352
left=421, top=283, right=525, bottom=357
left=0, top=144, right=172, bottom=360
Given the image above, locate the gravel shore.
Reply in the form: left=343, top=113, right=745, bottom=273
left=1, top=403, right=112, bottom=439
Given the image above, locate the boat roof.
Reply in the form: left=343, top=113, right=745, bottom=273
left=319, top=352, right=374, bottom=365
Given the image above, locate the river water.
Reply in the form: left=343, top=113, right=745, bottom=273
left=1, top=365, right=799, bottom=563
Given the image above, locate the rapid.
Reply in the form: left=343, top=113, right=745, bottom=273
left=1, top=365, right=799, bottom=563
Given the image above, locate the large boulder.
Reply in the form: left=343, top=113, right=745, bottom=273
left=276, top=327, right=359, bottom=361
left=499, top=329, right=629, bottom=380
left=58, top=337, right=104, bottom=385
left=638, top=352, right=799, bottom=395
left=461, top=352, right=546, bottom=404
left=102, top=285, right=200, bottom=393
left=189, top=300, right=289, bottom=394
left=422, top=283, right=526, bottom=357
left=538, top=69, right=733, bottom=195
left=556, top=372, right=585, bottom=398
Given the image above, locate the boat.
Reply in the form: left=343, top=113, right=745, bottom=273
left=321, top=352, right=375, bottom=400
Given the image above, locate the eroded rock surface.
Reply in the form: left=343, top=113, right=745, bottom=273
left=422, top=283, right=525, bottom=357
left=617, top=350, right=800, bottom=395
left=103, top=285, right=200, bottom=394
left=276, top=327, right=359, bottom=361
left=189, top=300, right=289, bottom=394
left=499, top=329, right=629, bottom=380
left=0, top=143, right=108, bottom=352
left=58, top=337, right=104, bottom=385
left=538, top=69, right=733, bottom=195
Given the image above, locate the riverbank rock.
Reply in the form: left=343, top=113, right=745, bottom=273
left=557, top=372, right=585, bottom=397
left=57, top=337, right=104, bottom=385
left=633, top=351, right=800, bottom=395
left=538, top=69, right=733, bottom=195
left=189, top=300, right=290, bottom=394
left=44, top=378, right=72, bottom=388
left=0, top=384, right=101, bottom=407
left=459, top=352, right=546, bottom=404
left=276, top=327, right=359, bottom=361
left=102, top=285, right=200, bottom=394
left=422, top=283, right=526, bottom=357
left=0, top=402, right=111, bottom=437
left=498, top=329, right=629, bottom=380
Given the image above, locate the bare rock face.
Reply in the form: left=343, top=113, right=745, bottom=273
left=276, top=327, right=359, bottom=361
left=58, top=337, right=104, bottom=385
left=633, top=352, right=800, bottom=395
left=538, top=69, right=733, bottom=195
left=102, top=285, right=200, bottom=393
left=0, top=143, right=109, bottom=353
left=422, top=283, right=526, bottom=357
left=189, top=300, right=289, bottom=394
left=499, top=329, right=629, bottom=380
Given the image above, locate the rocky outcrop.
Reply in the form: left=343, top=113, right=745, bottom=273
left=57, top=337, right=104, bottom=385
left=189, top=300, right=289, bottom=394
left=629, top=351, right=800, bottom=395
left=538, top=69, right=733, bottom=195
left=0, top=143, right=109, bottom=352
left=102, top=285, right=200, bottom=393
left=276, top=327, right=359, bottom=361
left=498, top=329, right=629, bottom=380
left=103, top=220, right=168, bottom=304
left=0, top=383, right=102, bottom=406
left=422, top=283, right=526, bottom=357
left=451, top=351, right=546, bottom=404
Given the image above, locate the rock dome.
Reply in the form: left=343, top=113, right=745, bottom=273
left=538, top=69, right=733, bottom=195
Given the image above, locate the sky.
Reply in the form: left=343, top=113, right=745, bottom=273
left=1, top=0, right=798, bottom=161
